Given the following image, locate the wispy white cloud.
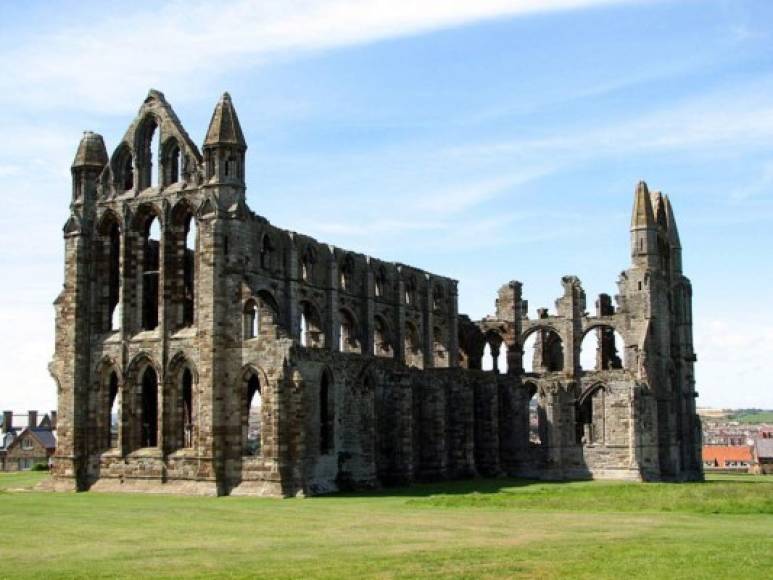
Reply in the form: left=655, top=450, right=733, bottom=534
left=436, top=76, right=773, bottom=186
left=0, top=0, right=642, bottom=113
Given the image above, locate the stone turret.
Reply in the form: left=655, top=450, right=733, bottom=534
left=71, top=131, right=107, bottom=204
left=630, top=180, right=659, bottom=270
left=663, top=195, right=682, bottom=273
left=203, top=92, right=246, bottom=186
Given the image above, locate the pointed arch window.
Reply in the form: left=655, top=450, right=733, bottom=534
left=137, top=116, right=159, bottom=190
left=245, top=374, right=262, bottom=456
left=97, top=214, right=121, bottom=332
left=577, top=386, right=606, bottom=445
left=181, top=368, right=194, bottom=448
left=107, top=371, right=119, bottom=449
left=244, top=300, right=259, bottom=339
left=182, top=215, right=196, bottom=327
left=163, top=139, right=182, bottom=186
left=140, top=366, right=158, bottom=448
left=113, top=144, right=134, bottom=192
left=141, top=216, right=161, bottom=331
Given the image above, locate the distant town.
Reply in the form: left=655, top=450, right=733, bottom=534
left=699, top=408, right=773, bottom=474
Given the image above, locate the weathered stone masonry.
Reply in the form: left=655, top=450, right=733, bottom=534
left=45, top=90, right=703, bottom=496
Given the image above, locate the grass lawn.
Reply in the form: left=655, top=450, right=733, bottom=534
left=729, top=410, right=773, bottom=424
left=0, top=472, right=771, bottom=579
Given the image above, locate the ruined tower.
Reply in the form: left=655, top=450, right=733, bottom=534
left=46, top=91, right=702, bottom=495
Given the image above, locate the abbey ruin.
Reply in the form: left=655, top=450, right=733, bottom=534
left=46, top=90, right=703, bottom=496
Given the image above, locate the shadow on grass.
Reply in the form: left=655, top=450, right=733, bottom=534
left=315, top=477, right=571, bottom=499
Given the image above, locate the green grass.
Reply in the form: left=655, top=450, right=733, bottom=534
left=729, top=410, right=773, bottom=424
left=0, top=472, right=771, bottom=579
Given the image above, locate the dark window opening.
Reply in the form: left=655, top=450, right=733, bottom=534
left=404, top=322, right=423, bottom=369
left=340, top=255, right=354, bottom=292
left=140, top=367, right=158, bottom=448
left=433, top=286, right=445, bottom=311
left=245, top=375, right=261, bottom=455
left=260, top=234, right=274, bottom=270
left=338, top=309, right=359, bottom=353
left=182, top=216, right=196, bottom=327
left=373, top=315, right=392, bottom=358
left=300, top=246, right=316, bottom=283
left=168, top=143, right=181, bottom=185
left=107, top=221, right=121, bottom=331
left=122, top=154, right=134, bottom=191
left=433, top=327, right=448, bottom=368
left=108, top=372, right=119, bottom=448
left=576, top=387, right=605, bottom=445
left=526, top=383, right=544, bottom=445
left=244, top=301, right=258, bottom=339
left=374, top=267, right=386, bottom=298
left=225, top=155, right=238, bottom=178
left=142, top=217, right=160, bottom=331
left=299, top=301, right=324, bottom=348
left=182, top=369, right=193, bottom=448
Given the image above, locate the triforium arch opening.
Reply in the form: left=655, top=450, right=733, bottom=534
left=299, top=300, right=324, bottom=348
left=576, top=384, right=606, bottom=445
left=522, top=326, right=564, bottom=373
left=338, top=308, right=360, bottom=354
left=373, top=314, right=393, bottom=358
left=433, top=326, right=449, bottom=368
left=96, top=211, right=122, bottom=332
left=170, top=201, right=197, bottom=329
left=243, top=290, right=280, bottom=340
left=404, top=321, right=423, bottom=369
left=243, top=368, right=262, bottom=456
left=579, top=325, right=624, bottom=372
left=319, top=369, right=334, bottom=455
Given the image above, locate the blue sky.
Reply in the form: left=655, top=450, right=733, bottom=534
left=0, top=0, right=771, bottom=410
